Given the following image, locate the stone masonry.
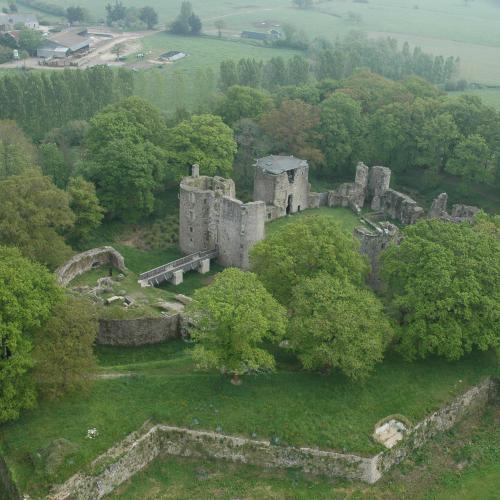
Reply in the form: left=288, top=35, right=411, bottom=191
left=179, top=167, right=265, bottom=270
left=253, top=155, right=310, bottom=220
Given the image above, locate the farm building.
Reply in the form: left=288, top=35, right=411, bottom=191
left=160, top=51, right=187, bottom=62
left=241, top=30, right=281, bottom=41
left=37, top=30, right=90, bottom=59
left=0, top=13, right=39, bottom=31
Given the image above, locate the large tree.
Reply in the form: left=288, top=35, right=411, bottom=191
left=0, top=120, right=37, bottom=178
left=251, top=216, right=368, bottom=305
left=0, top=171, right=74, bottom=269
left=139, top=6, right=158, bottom=29
left=165, top=114, right=237, bottom=178
left=0, top=246, right=61, bottom=423
left=216, top=85, right=272, bottom=125
left=260, top=99, right=324, bottom=168
left=66, top=177, right=104, bottom=244
left=34, top=296, right=97, bottom=398
left=381, top=220, right=500, bottom=361
left=83, top=96, right=169, bottom=220
left=288, top=273, right=393, bottom=380
left=187, top=269, right=286, bottom=385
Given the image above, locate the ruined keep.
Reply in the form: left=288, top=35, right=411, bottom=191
left=253, top=155, right=310, bottom=220
left=179, top=165, right=266, bottom=270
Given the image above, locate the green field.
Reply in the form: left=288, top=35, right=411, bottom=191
left=448, top=88, right=500, bottom=111
left=0, top=341, right=496, bottom=497
left=17, top=0, right=500, bottom=85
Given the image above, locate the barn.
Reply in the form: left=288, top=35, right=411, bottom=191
left=37, top=31, right=90, bottom=59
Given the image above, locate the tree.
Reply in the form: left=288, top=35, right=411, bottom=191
left=380, top=220, right=500, bottom=361
left=319, top=93, right=366, bottom=175
left=83, top=96, right=169, bottom=219
left=0, top=246, right=61, bottom=423
left=66, top=177, right=104, bottom=244
left=288, top=274, right=393, bottom=379
left=237, top=58, right=262, bottom=88
left=0, top=120, right=37, bottom=178
left=216, top=85, right=272, bottom=125
left=219, top=60, right=238, bottom=90
left=165, top=114, right=237, bottom=178
left=446, top=134, right=496, bottom=184
left=106, top=0, right=127, bottom=25
left=18, top=29, right=43, bottom=56
left=251, top=216, right=368, bottom=305
left=0, top=171, right=75, bottom=269
left=214, top=19, right=225, bottom=38
left=187, top=269, right=286, bottom=385
left=262, top=57, right=287, bottom=90
left=39, top=142, right=68, bottom=188
left=188, top=13, right=202, bottom=35
left=34, top=296, right=97, bottom=398
left=111, top=42, right=126, bottom=60
left=139, top=6, right=158, bottom=29
left=260, top=99, right=324, bottom=168
left=66, top=6, right=85, bottom=25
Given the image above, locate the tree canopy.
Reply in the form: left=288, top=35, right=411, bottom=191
left=0, top=246, right=61, bottom=423
left=0, top=170, right=74, bottom=269
left=165, top=114, right=237, bottom=178
left=251, top=216, right=368, bottom=305
left=187, top=269, right=286, bottom=384
left=381, top=220, right=500, bottom=360
left=288, top=273, right=393, bottom=379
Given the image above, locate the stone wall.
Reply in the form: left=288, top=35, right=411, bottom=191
left=55, top=247, right=126, bottom=287
left=328, top=163, right=368, bottom=211
left=354, top=222, right=399, bottom=289
left=179, top=175, right=235, bottom=256
left=47, top=378, right=497, bottom=499
left=97, top=315, right=180, bottom=346
left=217, top=198, right=266, bottom=270
left=253, top=160, right=310, bottom=219
left=428, top=193, right=480, bottom=223
left=377, top=377, right=497, bottom=474
left=379, top=189, right=424, bottom=225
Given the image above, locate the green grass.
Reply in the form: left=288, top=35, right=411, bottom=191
left=1, top=345, right=496, bottom=497
left=266, top=207, right=364, bottom=238
left=110, top=400, right=500, bottom=499
left=448, top=88, right=500, bottom=111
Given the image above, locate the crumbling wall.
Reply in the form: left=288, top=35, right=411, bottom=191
left=97, top=315, right=180, bottom=346
left=428, top=193, right=480, bottom=223
left=55, top=247, right=126, bottom=287
left=179, top=175, right=235, bottom=255
left=328, top=163, right=368, bottom=211
left=368, top=166, right=391, bottom=211
left=379, top=189, right=424, bottom=225
left=47, top=378, right=497, bottom=500
left=217, top=198, right=266, bottom=269
left=354, top=222, right=399, bottom=289
left=253, top=164, right=310, bottom=219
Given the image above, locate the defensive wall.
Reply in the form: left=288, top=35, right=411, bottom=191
left=45, top=377, right=498, bottom=499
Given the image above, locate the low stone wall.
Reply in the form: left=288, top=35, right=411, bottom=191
left=97, top=315, right=180, bottom=346
left=47, top=377, right=497, bottom=499
left=377, top=377, right=497, bottom=473
left=56, top=247, right=126, bottom=286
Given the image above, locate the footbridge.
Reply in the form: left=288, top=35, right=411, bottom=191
left=138, top=249, right=218, bottom=287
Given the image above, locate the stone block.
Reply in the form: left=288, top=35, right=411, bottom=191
left=171, top=270, right=183, bottom=286
left=198, top=258, right=210, bottom=274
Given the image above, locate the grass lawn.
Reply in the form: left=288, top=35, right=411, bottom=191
left=110, top=400, right=500, bottom=499
left=0, top=343, right=496, bottom=497
left=266, top=207, right=364, bottom=238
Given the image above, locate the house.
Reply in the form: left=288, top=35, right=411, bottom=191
left=0, top=13, right=39, bottom=31
left=37, top=30, right=90, bottom=59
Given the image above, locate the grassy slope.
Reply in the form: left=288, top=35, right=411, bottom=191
left=448, top=88, right=500, bottom=111
left=111, top=400, right=500, bottom=499
left=1, top=344, right=496, bottom=497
